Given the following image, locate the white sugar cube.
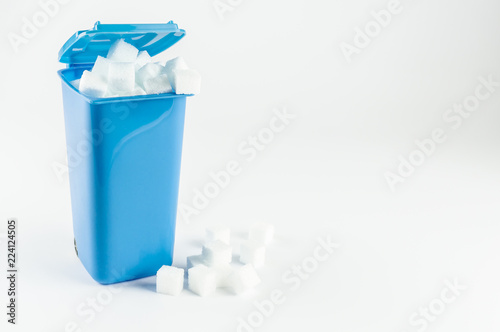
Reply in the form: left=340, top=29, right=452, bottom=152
left=70, top=79, right=80, bottom=89
left=212, top=264, right=233, bottom=288
left=240, top=240, right=266, bottom=268
left=79, top=70, right=107, bottom=98
left=169, top=69, right=201, bottom=95
left=249, top=222, right=274, bottom=245
left=188, top=265, right=216, bottom=297
left=136, top=63, right=164, bottom=89
left=108, top=62, right=135, bottom=92
left=163, top=56, right=189, bottom=76
left=119, top=85, right=146, bottom=97
left=187, top=254, right=205, bottom=269
left=143, top=74, right=172, bottom=94
left=135, top=50, right=151, bottom=70
left=206, top=227, right=230, bottom=245
left=156, top=265, right=184, bottom=296
left=92, top=56, right=111, bottom=80
left=202, top=240, right=232, bottom=266
left=107, top=39, right=139, bottom=62
left=228, top=264, right=261, bottom=294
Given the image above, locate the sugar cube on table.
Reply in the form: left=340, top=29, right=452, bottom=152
left=143, top=74, right=172, bottom=94
left=228, top=264, right=261, bottom=295
left=79, top=70, right=107, bottom=98
left=202, top=240, right=232, bottom=266
left=206, top=226, right=230, bottom=245
left=249, top=222, right=274, bottom=245
left=188, top=265, right=216, bottom=297
left=187, top=254, right=205, bottom=269
left=107, top=62, right=135, bottom=93
left=169, top=69, right=201, bottom=95
left=156, top=265, right=184, bottom=296
left=92, top=56, right=111, bottom=80
left=107, top=39, right=139, bottom=62
left=136, top=63, right=164, bottom=89
left=212, top=264, right=233, bottom=288
left=135, top=50, right=151, bottom=70
left=240, top=240, right=266, bottom=268
left=163, top=56, right=189, bottom=77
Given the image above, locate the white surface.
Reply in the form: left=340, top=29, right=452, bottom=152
left=1, top=0, right=500, bottom=331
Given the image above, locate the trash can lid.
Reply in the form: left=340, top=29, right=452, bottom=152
left=58, top=21, right=186, bottom=65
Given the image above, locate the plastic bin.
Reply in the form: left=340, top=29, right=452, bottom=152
left=57, top=21, right=190, bottom=284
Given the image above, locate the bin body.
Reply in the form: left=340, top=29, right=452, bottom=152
left=59, top=66, right=186, bottom=284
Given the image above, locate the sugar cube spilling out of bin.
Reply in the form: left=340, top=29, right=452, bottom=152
left=72, top=39, right=200, bottom=98
left=206, top=226, right=230, bottom=245
left=228, top=264, right=261, bottom=294
left=202, top=240, right=232, bottom=266
left=169, top=69, right=201, bottom=95
left=240, top=240, right=266, bottom=268
left=249, top=222, right=274, bottom=245
left=188, top=265, right=216, bottom=297
left=156, top=266, right=184, bottom=296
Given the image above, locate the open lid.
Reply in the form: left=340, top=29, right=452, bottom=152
left=58, top=21, right=185, bottom=65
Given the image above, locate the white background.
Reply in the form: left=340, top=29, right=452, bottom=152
left=1, top=0, right=500, bottom=331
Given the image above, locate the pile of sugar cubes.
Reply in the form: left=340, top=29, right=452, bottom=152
left=71, top=39, right=201, bottom=98
left=156, top=222, right=274, bottom=297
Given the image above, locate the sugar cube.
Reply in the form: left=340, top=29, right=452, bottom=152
left=92, top=56, right=111, bottom=80
left=249, top=222, right=274, bottom=245
left=240, top=240, right=266, bottom=268
left=187, top=254, right=205, bottom=269
left=136, top=63, right=164, bottom=89
left=206, top=227, right=230, bottom=245
left=212, top=264, right=233, bottom=288
left=135, top=50, right=151, bottom=70
left=202, top=240, right=232, bottom=266
left=143, top=74, right=172, bottom=94
left=119, top=85, right=147, bottom=97
left=79, top=70, right=107, bottom=98
left=188, top=265, right=216, bottom=297
left=156, top=265, right=184, bottom=296
left=163, top=56, right=189, bottom=77
left=108, top=62, right=135, bottom=92
left=228, top=264, right=261, bottom=294
left=107, top=39, right=139, bottom=62
left=169, top=69, right=201, bottom=95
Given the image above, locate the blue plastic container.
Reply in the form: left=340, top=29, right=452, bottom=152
left=58, top=21, right=190, bottom=284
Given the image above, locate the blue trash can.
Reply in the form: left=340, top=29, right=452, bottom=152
left=57, top=21, right=190, bottom=284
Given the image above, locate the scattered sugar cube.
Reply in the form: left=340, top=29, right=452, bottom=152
left=249, top=222, right=274, bottom=245
left=136, top=63, right=164, bottom=89
left=212, top=264, right=233, bottom=288
left=187, top=254, right=205, bottom=269
left=79, top=70, right=107, bottom=98
left=228, top=264, right=261, bottom=294
left=169, top=69, right=201, bottom=95
left=202, top=240, right=232, bottom=266
left=188, top=265, right=216, bottom=297
left=108, top=62, right=135, bottom=92
left=107, top=39, right=139, bottom=62
left=240, top=240, right=266, bottom=268
left=135, top=50, right=151, bottom=70
left=206, top=226, right=230, bottom=245
left=143, top=74, right=172, bottom=94
left=163, top=56, right=189, bottom=77
left=156, top=265, right=184, bottom=296
left=70, top=79, right=80, bottom=89
left=92, top=56, right=111, bottom=79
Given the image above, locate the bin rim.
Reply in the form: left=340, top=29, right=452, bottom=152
left=58, top=68, right=192, bottom=104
